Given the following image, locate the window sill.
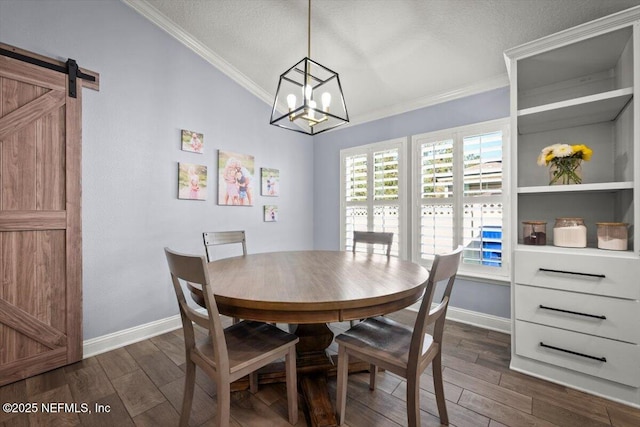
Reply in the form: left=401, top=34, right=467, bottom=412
left=456, top=271, right=510, bottom=286
left=415, top=258, right=510, bottom=286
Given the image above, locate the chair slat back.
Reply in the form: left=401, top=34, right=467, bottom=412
left=352, top=231, right=394, bottom=257
left=164, top=247, right=228, bottom=371
left=203, top=231, right=247, bottom=262
left=409, top=246, right=463, bottom=370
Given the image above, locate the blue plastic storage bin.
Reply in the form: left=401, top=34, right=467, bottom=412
left=481, top=226, right=502, bottom=266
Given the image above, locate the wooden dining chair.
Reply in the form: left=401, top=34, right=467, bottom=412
left=164, top=248, right=299, bottom=427
left=350, top=231, right=394, bottom=327
left=352, top=230, right=394, bottom=257
left=335, top=246, right=463, bottom=427
left=189, top=231, right=247, bottom=323
left=203, top=230, right=247, bottom=262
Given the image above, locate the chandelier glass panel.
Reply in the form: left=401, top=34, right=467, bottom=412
left=270, top=0, right=348, bottom=135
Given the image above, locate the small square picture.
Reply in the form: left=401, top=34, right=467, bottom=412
left=264, top=205, right=278, bottom=222
left=178, top=162, right=207, bottom=200
left=261, top=168, right=279, bottom=196
left=181, top=129, right=204, bottom=153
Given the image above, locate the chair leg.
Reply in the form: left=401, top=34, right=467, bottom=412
left=432, top=352, right=449, bottom=425
left=249, top=372, right=258, bottom=394
left=336, top=346, right=349, bottom=425
left=406, top=374, right=421, bottom=427
left=369, top=364, right=377, bottom=390
left=179, top=360, right=196, bottom=427
left=216, top=380, right=231, bottom=427
left=285, top=346, right=298, bottom=425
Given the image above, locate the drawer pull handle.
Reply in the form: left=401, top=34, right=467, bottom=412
left=539, top=305, right=606, bottom=320
left=539, top=268, right=605, bottom=279
left=540, top=342, right=607, bottom=362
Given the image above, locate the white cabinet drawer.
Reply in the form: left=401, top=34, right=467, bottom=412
left=515, top=285, right=640, bottom=344
left=515, top=321, right=640, bottom=387
left=515, top=249, right=640, bottom=299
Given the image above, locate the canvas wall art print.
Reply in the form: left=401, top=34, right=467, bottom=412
left=218, top=150, right=255, bottom=206
left=178, top=162, right=207, bottom=200
left=264, top=205, right=278, bottom=222
left=261, top=168, right=279, bottom=196
left=181, top=129, right=204, bottom=153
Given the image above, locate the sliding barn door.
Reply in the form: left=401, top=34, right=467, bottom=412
left=0, top=52, right=82, bottom=385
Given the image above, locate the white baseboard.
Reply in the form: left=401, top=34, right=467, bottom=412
left=406, top=303, right=511, bottom=334
left=444, top=306, right=511, bottom=334
left=83, top=306, right=510, bottom=359
left=83, top=314, right=183, bottom=358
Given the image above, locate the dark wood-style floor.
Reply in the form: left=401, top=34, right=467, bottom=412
left=1, top=310, right=639, bottom=427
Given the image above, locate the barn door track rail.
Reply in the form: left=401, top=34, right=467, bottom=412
left=0, top=44, right=99, bottom=97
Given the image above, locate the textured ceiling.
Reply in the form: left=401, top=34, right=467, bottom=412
left=125, top=0, right=640, bottom=125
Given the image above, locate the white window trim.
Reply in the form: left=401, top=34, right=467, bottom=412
left=340, top=137, right=409, bottom=260
left=410, top=118, right=511, bottom=280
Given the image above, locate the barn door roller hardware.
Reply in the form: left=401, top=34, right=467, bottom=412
left=0, top=47, right=95, bottom=98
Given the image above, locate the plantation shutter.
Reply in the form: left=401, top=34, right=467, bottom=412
left=342, top=140, right=404, bottom=257
left=419, top=139, right=455, bottom=257
left=344, top=153, right=368, bottom=250
left=372, top=149, right=399, bottom=255
left=461, top=131, right=503, bottom=267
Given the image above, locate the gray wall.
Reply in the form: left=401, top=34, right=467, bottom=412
left=0, top=0, right=315, bottom=339
left=312, top=88, right=512, bottom=318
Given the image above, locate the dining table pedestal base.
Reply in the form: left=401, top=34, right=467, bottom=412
left=300, top=374, right=337, bottom=427
left=290, top=323, right=338, bottom=426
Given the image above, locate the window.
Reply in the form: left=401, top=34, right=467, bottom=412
left=341, top=138, right=406, bottom=257
left=412, top=119, right=510, bottom=277
left=339, top=119, right=509, bottom=280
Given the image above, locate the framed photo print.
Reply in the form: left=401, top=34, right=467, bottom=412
left=261, top=168, right=279, bottom=196
left=218, top=150, right=255, bottom=206
left=264, top=205, right=278, bottom=222
left=181, top=129, right=204, bottom=153
left=178, top=162, right=207, bottom=200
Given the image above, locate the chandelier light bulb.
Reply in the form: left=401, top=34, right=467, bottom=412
left=321, top=92, right=331, bottom=112
left=286, top=94, right=297, bottom=110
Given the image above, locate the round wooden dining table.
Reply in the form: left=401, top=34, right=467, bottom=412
left=196, top=250, right=429, bottom=427
left=205, top=250, right=429, bottom=323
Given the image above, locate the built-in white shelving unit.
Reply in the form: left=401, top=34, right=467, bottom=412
left=505, top=7, right=640, bottom=408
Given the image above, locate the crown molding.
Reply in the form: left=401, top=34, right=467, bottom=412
left=504, top=5, right=640, bottom=60
left=121, top=0, right=274, bottom=106
left=346, top=73, right=509, bottom=128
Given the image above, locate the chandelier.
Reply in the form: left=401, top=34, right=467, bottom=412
left=270, top=0, right=349, bottom=135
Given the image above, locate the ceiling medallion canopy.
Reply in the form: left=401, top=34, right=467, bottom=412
left=270, top=0, right=349, bottom=135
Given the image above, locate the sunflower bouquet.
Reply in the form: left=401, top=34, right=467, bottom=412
left=537, top=143, right=593, bottom=185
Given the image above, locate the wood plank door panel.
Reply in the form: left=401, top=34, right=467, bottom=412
left=0, top=52, right=82, bottom=386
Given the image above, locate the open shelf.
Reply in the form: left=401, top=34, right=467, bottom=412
left=517, top=88, right=633, bottom=134
left=517, top=181, right=633, bottom=194
left=516, top=27, right=633, bottom=92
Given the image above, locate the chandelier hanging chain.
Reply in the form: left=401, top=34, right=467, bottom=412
left=307, top=0, right=311, bottom=58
